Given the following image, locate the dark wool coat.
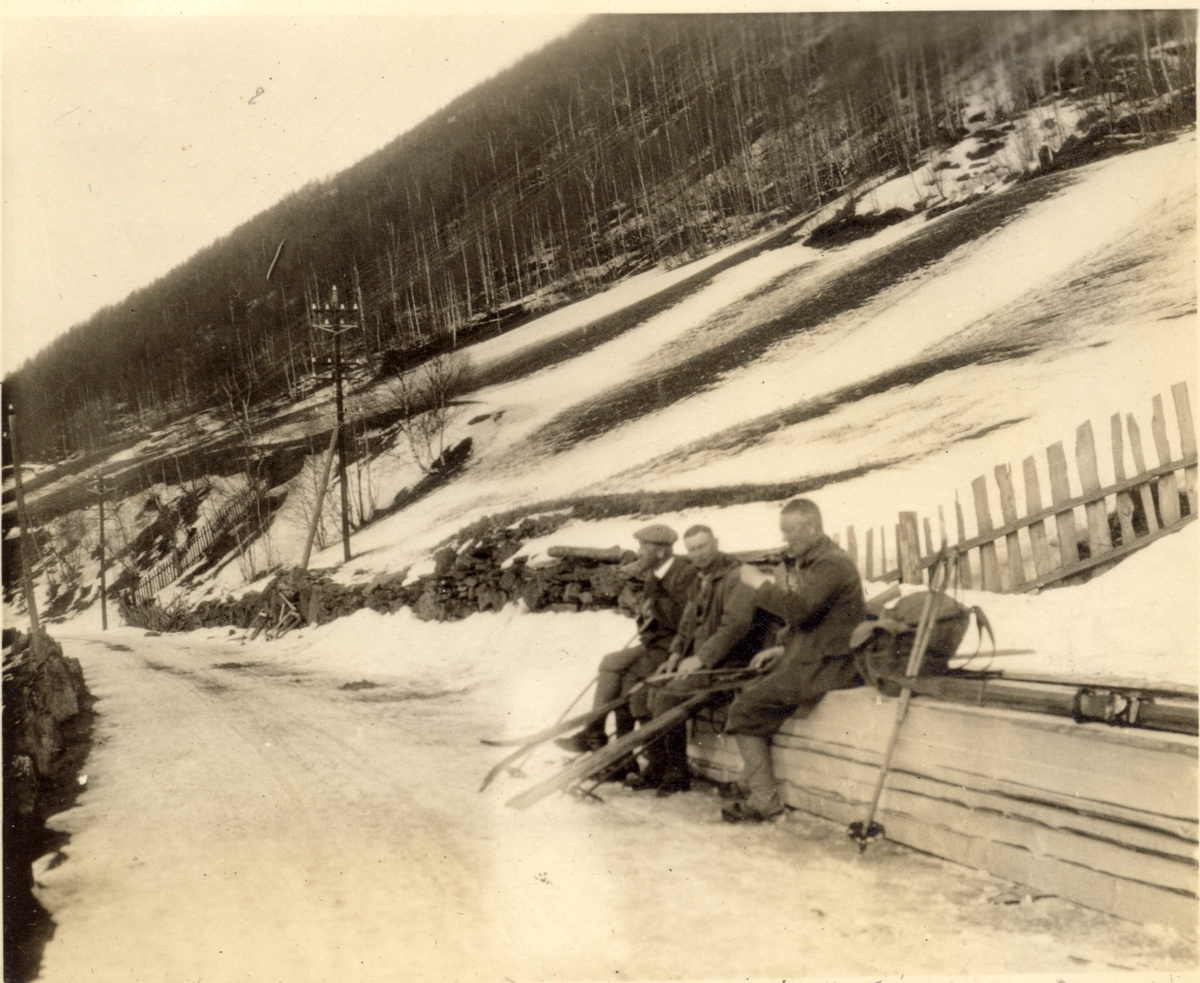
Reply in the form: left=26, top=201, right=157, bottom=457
left=637, top=557, right=698, bottom=651
left=672, top=553, right=758, bottom=669
left=725, top=535, right=866, bottom=737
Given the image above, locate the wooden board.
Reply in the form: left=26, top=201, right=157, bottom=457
left=972, top=476, right=1003, bottom=590
left=779, top=783, right=1199, bottom=938
left=1174, top=381, right=1198, bottom=516
left=1152, top=394, right=1182, bottom=525
left=1111, top=413, right=1138, bottom=545
left=687, top=689, right=1200, bottom=936
left=768, top=748, right=1197, bottom=892
left=1047, top=441, right=1080, bottom=568
left=1127, top=412, right=1161, bottom=532
left=1076, top=420, right=1113, bottom=556
left=994, top=463, right=1026, bottom=588
left=1022, top=456, right=1053, bottom=576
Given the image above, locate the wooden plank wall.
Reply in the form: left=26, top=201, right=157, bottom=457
left=838, top=383, right=1197, bottom=592
left=689, top=689, right=1199, bottom=937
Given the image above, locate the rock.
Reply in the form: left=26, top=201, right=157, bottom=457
left=433, top=548, right=457, bottom=577
left=413, top=590, right=445, bottom=622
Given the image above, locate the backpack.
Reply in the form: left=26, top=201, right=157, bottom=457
left=850, top=591, right=993, bottom=697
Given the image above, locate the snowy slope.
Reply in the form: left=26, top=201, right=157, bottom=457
left=25, top=135, right=1198, bottom=685
left=22, top=131, right=1200, bottom=983
left=227, top=134, right=1196, bottom=686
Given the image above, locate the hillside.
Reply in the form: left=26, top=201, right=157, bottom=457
left=12, top=131, right=1200, bottom=978
left=4, top=17, right=1198, bottom=977
left=4, top=125, right=1194, bottom=671
left=5, top=10, right=1195, bottom=462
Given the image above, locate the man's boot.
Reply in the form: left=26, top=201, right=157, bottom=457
left=722, top=734, right=783, bottom=821
left=554, top=718, right=606, bottom=753
left=655, top=723, right=691, bottom=796
left=613, top=704, right=635, bottom=738
left=597, top=705, right=639, bottom=782
left=625, top=724, right=671, bottom=790
left=556, top=667, right=625, bottom=753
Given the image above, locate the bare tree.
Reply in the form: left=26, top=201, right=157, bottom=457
left=387, top=352, right=469, bottom=474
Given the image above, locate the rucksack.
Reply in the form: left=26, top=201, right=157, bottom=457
left=850, top=591, right=994, bottom=697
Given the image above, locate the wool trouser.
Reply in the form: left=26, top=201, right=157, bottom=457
left=582, top=643, right=669, bottom=742
left=733, top=734, right=783, bottom=816
left=643, top=668, right=730, bottom=780
left=724, top=652, right=861, bottom=737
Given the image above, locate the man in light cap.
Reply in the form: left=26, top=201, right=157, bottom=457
left=555, top=523, right=697, bottom=766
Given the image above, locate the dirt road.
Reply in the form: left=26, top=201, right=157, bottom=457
left=32, top=625, right=1196, bottom=982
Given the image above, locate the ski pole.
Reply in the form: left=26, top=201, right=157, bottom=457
left=850, top=549, right=950, bottom=851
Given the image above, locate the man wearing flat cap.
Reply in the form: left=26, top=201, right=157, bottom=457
left=555, top=523, right=697, bottom=767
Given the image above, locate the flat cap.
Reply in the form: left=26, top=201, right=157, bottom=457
left=633, top=523, right=677, bottom=546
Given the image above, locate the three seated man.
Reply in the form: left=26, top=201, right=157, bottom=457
left=569, top=497, right=866, bottom=822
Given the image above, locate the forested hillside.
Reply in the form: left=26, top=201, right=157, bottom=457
left=7, top=10, right=1195, bottom=460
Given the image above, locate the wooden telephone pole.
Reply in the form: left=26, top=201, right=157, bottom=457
left=97, top=470, right=108, bottom=629
left=310, top=285, right=359, bottom=563
left=5, top=401, right=44, bottom=659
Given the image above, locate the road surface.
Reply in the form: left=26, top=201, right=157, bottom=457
left=31, top=625, right=1197, bottom=981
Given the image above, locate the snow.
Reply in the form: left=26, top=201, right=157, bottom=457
left=34, top=603, right=1198, bottom=981
left=461, top=226, right=783, bottom=374
left=281, top=133, right=1196, bottom=643
left=15, top=127, right=1199, bottom=980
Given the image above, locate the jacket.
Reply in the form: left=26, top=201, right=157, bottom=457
left=672, top=553, right=758, bottom=668
left=751, top=535, right=865, bottom=665
left=636, top=556, right=698, bottom=650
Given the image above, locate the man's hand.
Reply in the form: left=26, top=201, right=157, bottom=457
left=675, top=655, right=702, bottom=676
left=739, top=564, right=771, bottom=590
left=749, top=646, right=784, bottom=671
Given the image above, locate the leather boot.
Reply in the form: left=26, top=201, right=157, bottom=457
left=722, top=734, right=782, bottom=820
left=626, top=726, right=670, bottom=790
left=554, top=719, right=606, bottom=753
left=655, top=723, right=691, bottom=796
left=613, top=705, right=635, bottom=738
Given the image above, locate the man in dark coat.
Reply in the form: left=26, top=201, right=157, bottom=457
left=632, top=525, right=759, bottom=794
left=721, top=498, right=865, bottom=822
left=555, top=524, right=696, bottom=761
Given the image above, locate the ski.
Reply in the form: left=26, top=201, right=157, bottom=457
left=505, top=690, right=713, bottom=810
left=880, top=671, right=1197, bottom=735
left=505, top=675, right=759, bottom=810
left=962, top=669, right=1197, bottom=700
left=480, top=689, right=637, bottom=749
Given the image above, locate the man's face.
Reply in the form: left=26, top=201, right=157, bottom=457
left=683, top=531, right=719, bottom=571
left=780, top=512, right=821, bottom=556
left=637, top=541, right=670, bottom=567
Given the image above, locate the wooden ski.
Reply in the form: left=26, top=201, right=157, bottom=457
left=504, top=677, right=756, bottom=810
left=879, top=672, right=1197, bottom=735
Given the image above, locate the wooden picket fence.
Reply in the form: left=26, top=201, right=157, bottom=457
left=132, top=486, right=261, bottom=603
left=833, top=381, right=1196, bottom=592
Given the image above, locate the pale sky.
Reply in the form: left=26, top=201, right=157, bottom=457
left=1, top=7, right=587, bottom=371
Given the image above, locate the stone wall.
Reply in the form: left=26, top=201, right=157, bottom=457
left=125, top=515, right=643, bottom=633
left=3, top=628, right=89, bottom=980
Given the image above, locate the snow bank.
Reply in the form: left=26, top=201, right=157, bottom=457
left=948, top=521, right=1198, bottom=685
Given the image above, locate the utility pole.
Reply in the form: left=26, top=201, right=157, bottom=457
left=97, top=470, right=108, bottom=630
left=5, top=401, right=44, bottom=660
left=310, top=285, right=359, bottom=563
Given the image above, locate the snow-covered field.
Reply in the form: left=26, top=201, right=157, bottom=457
left=16, top=131, right=1199, bottom=979
left=252, top=135, right=1192, bottom=593
left=36, top=604, right=1198, bottom=982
